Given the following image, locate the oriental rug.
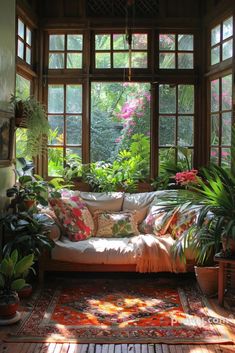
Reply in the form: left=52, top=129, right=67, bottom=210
left=6, top=278, right=233, bottom=344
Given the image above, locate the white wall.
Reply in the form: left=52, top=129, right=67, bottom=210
left=0, top=0, right=16, bottom=211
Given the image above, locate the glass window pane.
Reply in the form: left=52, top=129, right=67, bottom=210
left=95, top=34, right=110, bottom=50
left=49, top=35, right=65, bottom=50
left=113, top=34, right=128, bottom=50
left=66, top=85, right=82, bottom=114
left=159, top=34, right=175, bottom=50
left=159, top=53, right=175, bottom=69
left=178, top=85, right=194, bottom=113
left=222, top=39, right=233, bottom=61
left=222, top=74, right=232, bottom=110
left=18, top=19, right=24, bottom=39
left=48, top=148, right=64, bottom=177
left=159, top=116, right=176, bottom=146
left=178, top=116, right=194, bottom=146
left=16, top=74, right=31, bottom=99
left=67, top=53, right=82, bottom=68
left=48, top=116, right=64, bottom=145
left=17, top=39, right=24, bottom=59
left=131, top=52, right=147, bottom=68
left=159, top=148, right=176, bottom=174
left=211, top=79, right=219, bottom=113
left=67, top=34, right=83, bottom=50
left=113, top=52, right=129, bottom=68
left=48, top=85, right=64, bottom=114
left=178, top=148, right=193, bottom=169
left=26, top=47, right=31, bottom=64
left=132, top=33, right=148, bottom=49
left=26, top=27, right=31, bottom=45
left=222, top=112, right=232, bottom=145
left=95, top=53, right=111, bottom=68
left=159, top=85, right=176, bottom=114
left=221, top=148, right=231, bottom=168
left=210, top=148, right=219, bottom=165
left=178, top=34, right=193, bottom=51
left=211, top=25, right=221, bottom=46
left=178, top=53, right=193, bottom=69
left=66, top=116, right=82, bottom=145
left=211, top=114, right=219, bottom=145
left=223, top=17, right=233, bottom=40
left=49, top=53, right=65, bottom=69
left=211, top=46, right=220, bottom=65
left=66, top=147, right=82, bottom=158
left=90, top=82, right=150, bottom=167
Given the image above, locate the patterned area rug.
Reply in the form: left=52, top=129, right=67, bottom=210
left=6, top=278, right=232, bottom=343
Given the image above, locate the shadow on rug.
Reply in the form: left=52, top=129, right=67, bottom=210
left=5, top=277, right=233, bottom=344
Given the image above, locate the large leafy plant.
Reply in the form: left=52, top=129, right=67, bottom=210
left=158, top=165, right=235, bottom=265
left=1, top=213, right=55, bottom=259
left=0, top=250, right=34, bottom=295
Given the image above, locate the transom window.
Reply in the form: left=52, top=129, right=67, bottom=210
left=48, top=34, right=83, bottom=69
left=95, top=33, right=148, bottom=69
left=210, top=74, right=232, bottom=167
left=210, top=16, right=233, bottom=66
left=17, top=18, right=32, bottom=65
left=47, top=84, right=83, bottom=176
left=158, top=84, right=195, bottom=172
left=159, top=34, right=194, bottom=69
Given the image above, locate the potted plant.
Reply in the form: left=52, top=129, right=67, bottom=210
left=158, top=165, right=235, bottom=295
left=0, top=250, right=34, bottom=320
left=1, top=212, right=55, bottom=260
left=11, top=95, right=50, bottom=158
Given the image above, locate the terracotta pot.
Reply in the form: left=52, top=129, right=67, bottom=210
left=194, top=266, right=219, bottom=296
left=0, top=292, right=20, bottom=319
left=18, top=285, right=32, bottom=299
left=23, top=199, right=36, bottom=210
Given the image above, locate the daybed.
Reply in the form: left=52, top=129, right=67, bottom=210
left=39, top=190, right=195, bottom=281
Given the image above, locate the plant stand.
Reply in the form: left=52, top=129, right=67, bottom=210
left=214, top=254, right=235, bottom=306
left=0, top=311, right=21, bottom=325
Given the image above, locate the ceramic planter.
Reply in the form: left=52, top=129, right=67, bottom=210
left=194, top=266, right=219, bottom=296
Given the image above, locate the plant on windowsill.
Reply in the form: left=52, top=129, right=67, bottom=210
left=11, top=95, right=50, bottom=158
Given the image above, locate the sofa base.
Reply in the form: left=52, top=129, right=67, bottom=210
left=38, top=257, right=195, bottom=283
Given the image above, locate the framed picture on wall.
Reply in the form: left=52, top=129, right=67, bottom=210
left=0, top=114, right=14, bottom=165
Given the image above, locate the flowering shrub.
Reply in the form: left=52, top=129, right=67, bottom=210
left=175, top=169, right=198, bottom=186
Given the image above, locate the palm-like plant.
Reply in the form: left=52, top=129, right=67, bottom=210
left=158, top=164, right=235, bottom=265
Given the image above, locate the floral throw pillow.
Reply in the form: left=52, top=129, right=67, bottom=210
left=94, top=210, right=139, bottom=238
left=49, top=195, right=94, bottom=242
left=139, top=205, right=175, bottom=236
left=168, top=209, right=196, bottom=239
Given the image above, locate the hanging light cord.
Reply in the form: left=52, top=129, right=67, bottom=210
left=125, top=0, right=135, bottom=81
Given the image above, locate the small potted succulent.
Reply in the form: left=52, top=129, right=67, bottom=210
left=0, top=250, right=34, bottom=320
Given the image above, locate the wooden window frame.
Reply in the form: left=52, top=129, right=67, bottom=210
left=209, top=15, right=233, bottom=68
left=158, top=32, right=195, bottom=70
left=47, top=33, right=84, bottom=71
left=92, top=30, right=150, bottom=73
left=17, top=17, right=33, bottom=66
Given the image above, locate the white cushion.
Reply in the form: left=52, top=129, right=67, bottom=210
left=80, top=191, right=124, bottom=215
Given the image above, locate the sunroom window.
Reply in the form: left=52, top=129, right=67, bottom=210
left=95, top=33, right=148, bottom=69
left=210, top=16, right=233, bottom=65
left=158, top=84, right=195, bottom=173
left=17, top=18, right=32, bottom=65
left=48, top=34, right=83, bottom=69
left=210, top=74, right=232, bottom=167
left=159, top=34, right=194, bottom=69
left=47, top=84, right=83, bottom=176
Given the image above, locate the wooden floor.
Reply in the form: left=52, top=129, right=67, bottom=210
left=1, top=342, right=235, bottom=353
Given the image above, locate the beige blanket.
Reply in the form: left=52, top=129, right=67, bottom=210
left=130, top=234, right=186, bottom=273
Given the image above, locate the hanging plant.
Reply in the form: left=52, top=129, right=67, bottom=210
left=11, top=95, right=50, bottom=158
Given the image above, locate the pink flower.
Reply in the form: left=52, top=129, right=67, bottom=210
left=175, top=169, right=198, bottom=185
